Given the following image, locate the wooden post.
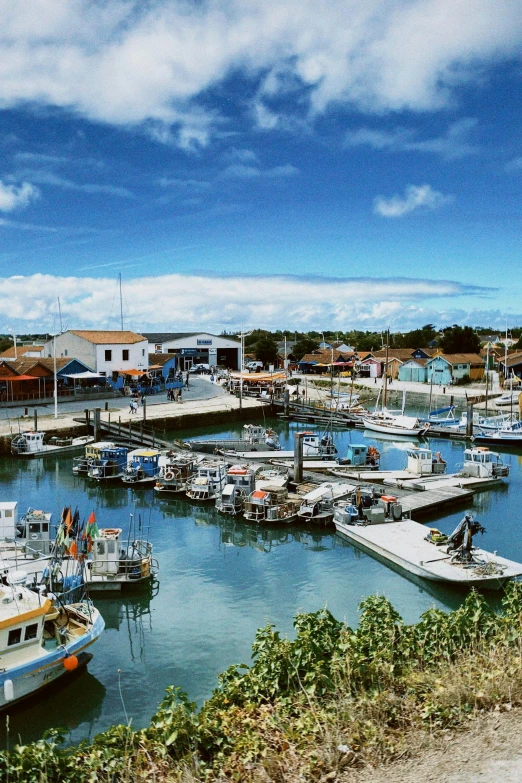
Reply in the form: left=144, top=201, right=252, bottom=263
left=283, top=389, right=289, bottom=416
left=294, top=432, right=305, bottom=484
left=466, top=402, right=474, bottom=437
left=104, top=401, right=109, bottom=411
left=143, top=398, right=147, bottom=422
left=129, top=418, right=132, bottom=443
left=34, top=409, right=38, bottom=431
left=118, top=416, right=121, bottom=439
left=94, top=408, right=101, bottom=441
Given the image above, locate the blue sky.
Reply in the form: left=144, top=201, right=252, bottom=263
left=1, top=0, right=522, bottom=334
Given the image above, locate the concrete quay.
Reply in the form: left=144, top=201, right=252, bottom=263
left=0, top=391, right=268, bottom=456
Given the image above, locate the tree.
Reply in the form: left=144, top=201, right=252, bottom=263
left=254, top=334, right=279, bottom=366
left=293, top=336, right=320, bottom=361
left=393, top=324, right=438, bottom=349
left=439, top=325, right=481, bottom=354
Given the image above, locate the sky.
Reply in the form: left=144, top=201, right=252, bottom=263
left=1, top=0, right=522, bottom=335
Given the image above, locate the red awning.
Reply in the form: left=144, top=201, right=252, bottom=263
left=4, top=375, right=41, bottom=382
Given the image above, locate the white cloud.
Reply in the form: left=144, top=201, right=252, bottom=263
left=0, top=1, right=520, bottom=145
left=10, top=171, right=132, bottom=198
left=346, top=118, right=479, bottom=160
left=373, top=184, right=453, bottom=218
left=221, top=163, right=299, bottom=179
left=0, top=180, right=39, bottom=212
left=0, top=272, right=492, bottom=333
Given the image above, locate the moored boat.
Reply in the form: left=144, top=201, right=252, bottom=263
left=363, top=412, right=429, bottom=437
left=189, top=424, right=281, bottom=454
left=0, top=579, right=104, bottom=709
left=73, top=441, right=116, bottom=475
left=154, top=454, right=202, bottom=496
left=216, top=465, right=256, bottom=515
left=88, top=446, right=129, bottom=481
left=122, top=449, right=161, bottom=486
left=11, top=431, right=94, bottom=458
left=186, top=461, right=227, bottom=502
left=243, top=485, right=301, bottom=524
left=297, top=482, right=355, bottom=524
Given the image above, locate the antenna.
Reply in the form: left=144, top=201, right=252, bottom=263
left=58, top=298, right=63, bottom=333
left=119, top=273, right=124, bottom=331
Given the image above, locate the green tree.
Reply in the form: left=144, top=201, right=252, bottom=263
left=440, top=325, right=481, bottom=354
left=293, top=336, right=320, bottom=360
left=254, top=334, right=279, bottom=366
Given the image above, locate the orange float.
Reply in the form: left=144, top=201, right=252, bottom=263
left=63, top=655, right=79, bottom=671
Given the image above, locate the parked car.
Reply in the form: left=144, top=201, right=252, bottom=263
left=189, top=364, right=212, bottom=374
left=245, top=361, right=263, bottom=372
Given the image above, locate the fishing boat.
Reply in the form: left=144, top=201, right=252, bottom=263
left=474, top=421, right=522, bottom=444
left=223, top=431, right=338, bottom=461
left=72, top=441, right=116, bottom=475
left=11, top=431, right=94, bottom=458
left=460, top=446, right=510, bottom=478
left=186, top=461, right=228, bottom=502
left=339, top=444, right=380, bottom=469
left=297, top=482, right=355, bottom=524
left=85, top=527, right=158, bottom=593
left=122, top=449, right=161, bottom=486
left=0, top=577, right=104, bottom=709
left=88, top=446, right=129, bottom=481
left=216, top=465, right=256, bottom=515
left=154, top=454, right=202, bottom=496
left=334, top=512, right=522, bottom=590
left=243, top=485, right=301, bottom=524
left=188, top=424, right=281, bottom=454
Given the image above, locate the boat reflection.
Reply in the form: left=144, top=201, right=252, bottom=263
left=95, top=585, right=157, bottom=662
left=0, top=669, right=106, bottom=748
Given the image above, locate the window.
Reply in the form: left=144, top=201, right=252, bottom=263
left=122, top=349, right=129, bottom=361
left=5, top=510, right=12, bottom=518
left=64, top=350, right=68, bottom=357
left=25, top=623, right=38, bottom=641
left=8, top=628, right=22, bottom=646
left=105, top=349, right=112, bottom=361
left=29, top=523, right=41, bottom=534
left=142, top=349, right=145, bottom=356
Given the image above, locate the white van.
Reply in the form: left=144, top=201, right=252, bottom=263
left=245, top=361, right=263, bottom=372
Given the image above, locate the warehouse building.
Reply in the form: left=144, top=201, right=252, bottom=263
left=143, top=332, right=241, bottom=370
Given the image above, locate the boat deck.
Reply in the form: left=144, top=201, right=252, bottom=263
left=335, top=518, right=522, bottom=588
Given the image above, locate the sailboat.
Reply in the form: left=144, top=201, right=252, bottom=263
left=363, top=334, right=429, bottom=437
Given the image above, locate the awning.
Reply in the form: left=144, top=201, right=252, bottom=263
left=63, top=371, right=105, bottom=379
left=148, top=365, right=163, bottom=370
left=3, top=375, right=40, bottom=382
left=117, top=369, right=148, bottom=376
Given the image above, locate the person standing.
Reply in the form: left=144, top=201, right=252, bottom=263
left=185, top=372, right=189, bottom=388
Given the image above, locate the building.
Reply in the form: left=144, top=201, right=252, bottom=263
left=0, top=344, right=44, bottom=359
left=498, top=351, right=522, bottom=382
left=398, top=359, right=428, bottom=383
left=142, top=332, right=241, bottom=370
left=0, top=357, right=97, bottom=401
left=43, top=330, right=148, bottom=379
left=426, top=354, right=485, bottom=384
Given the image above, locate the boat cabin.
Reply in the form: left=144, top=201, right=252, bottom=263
left=91, top=529, right=122, bottom=575
left=341, top=444, right=380, bottom=467
left=0, top=586, right=50, bottom=663
left=88, top=446, right=129, bottom=480
left=462, top=447, right=510, bottom=479
left=406, top=447, right=446, bottom=475
left=300, top=432, right=338, bottom=456
left=73, top=441, right=116, bottom=474
left=225, top=466, right=256, bottom=493
left=186, top=461, right=227, bottom=500
left=11, top=431, right=45, bottom=455
left=123, top=449, right=161, bottom=483
left=0, top=502, right=18, bottom=540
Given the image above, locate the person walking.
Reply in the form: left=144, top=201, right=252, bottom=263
left=185, top=372, right=189, bottom=388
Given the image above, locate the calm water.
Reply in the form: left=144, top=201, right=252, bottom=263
left=0, top=417, right=521, bottom=747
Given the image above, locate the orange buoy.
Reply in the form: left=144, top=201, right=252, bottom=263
left=63, top=655, right=79, bottom=671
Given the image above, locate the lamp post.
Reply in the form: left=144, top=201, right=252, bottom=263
left=53, top=334, right=58, bottom=419
left=239, top=329, right=253, bottom=411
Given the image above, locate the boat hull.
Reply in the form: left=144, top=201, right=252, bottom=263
left=363, top=419, right=428, bottom=437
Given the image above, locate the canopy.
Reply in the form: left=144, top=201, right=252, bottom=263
left=63, top=371, right=106, bottom=379
left=117, top=369, right=148, bottom=376
left=4, top=375, right=39, bottom=382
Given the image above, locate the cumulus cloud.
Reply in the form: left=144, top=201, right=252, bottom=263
left=0, top=180, right=39, bottom=212
left=221, top=163, right=299, bottom=179
left=0, top=1, right=521, bottom=145
left=0, top=272, right=494, bottom=333
left=346, top=118, right=479, bottom=160
left=373, top=184, right=453, bottom=218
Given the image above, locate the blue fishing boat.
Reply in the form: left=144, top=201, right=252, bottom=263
left=122, top=449, right=161, bottom=486
left=420, top=405, right=459, bottom=426
left=339, top=443, right=380, bottom=469
left=88, top=446, right=129, bottom=481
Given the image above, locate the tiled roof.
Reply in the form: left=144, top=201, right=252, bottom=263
left=429, top=353, right=485, bottom=365
left=0, top=344, right=43, bottom=358
left=69, top=330, right=146, bottom=345
left=2, top=358, right=83, bottom=374
left=503, top=352, right=522, bottom=367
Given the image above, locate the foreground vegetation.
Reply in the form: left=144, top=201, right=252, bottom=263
left=3, top=585, right=522, bottom=782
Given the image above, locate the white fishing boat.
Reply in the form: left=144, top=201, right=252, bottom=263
left=334, top=513, right=522, bottom=590
left=0, top=578, right=104, bottom=709
left=186, top=461, right=228, bottom=502
left=243, top=485, right=301, bottom=524
left=11, top=431, right=94, bottom=458
left=84, top=527, right=158, bottom=593
left=154, top=454, right=202, bottom=496
left=223, top=431, right=337, bottom=461
left=189, top=424, right=281, bottom=454
left=460, top=446, right=510, bottom=478
left=297, top=482, right=355, bottom=523
left=216, top=465, right=256, bottom=515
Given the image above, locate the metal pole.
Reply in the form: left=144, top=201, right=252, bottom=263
left=466, top=402, right=474, bottom=437
left=143, top=397, right=147, bottom=422
left=85, top=408, right=90, bottom=434
left=34, top=408, right=38, bottom=431
left=239, top=331, right=243, bottom=411
left=53, top=335, right=58, bottom=419
left=94, top=408, right=101, bottom=441
left=294, top=432, right=304, bottom=484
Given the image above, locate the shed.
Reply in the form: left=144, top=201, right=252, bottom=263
left=398, top=359, right=428, bottom=383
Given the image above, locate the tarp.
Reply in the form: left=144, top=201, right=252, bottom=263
left=63, top=371, right=105, bottom=379
left=3, top=375, right=39, bottom=381
left=117, top=369, right=147, bottom=376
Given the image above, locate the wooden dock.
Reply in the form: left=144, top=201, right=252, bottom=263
left=386, top=485, right=474, bottom=517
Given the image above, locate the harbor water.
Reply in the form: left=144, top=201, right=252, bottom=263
left=0, top=417, right=521, bottom=747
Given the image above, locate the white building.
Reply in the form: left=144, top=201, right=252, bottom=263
left=43, top=330, right=149, bottom=378
left=143, top=332, right=241, bottom=370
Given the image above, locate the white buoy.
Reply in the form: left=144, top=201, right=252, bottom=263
left=4, top=679, right=14, bottom=702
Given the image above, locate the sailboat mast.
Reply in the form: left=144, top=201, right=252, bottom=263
left=383, top=329, right=389, bottom=410
left=119, top=273, right=124, bottom=331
